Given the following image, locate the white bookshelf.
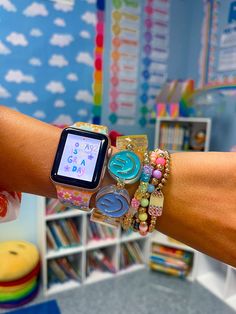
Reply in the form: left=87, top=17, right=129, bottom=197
left=151, top=231, right=236, bottom=310
left=155, top=117, right=211, bottom=152
left=151, top=231, right=197, bottom=282
left=36, top=197, right=150, bottom=296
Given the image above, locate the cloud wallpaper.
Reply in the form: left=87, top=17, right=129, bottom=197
left=0, top=0, right=96, bottom=125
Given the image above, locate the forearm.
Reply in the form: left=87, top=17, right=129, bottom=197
left=159, top=152, right=236, bottom=267
left=1, top=106, right=236, bottom=266
left=0, top=106, right=60, bottom=198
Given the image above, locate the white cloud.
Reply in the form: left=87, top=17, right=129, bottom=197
left=76, top=52, right=93, bottom=66
left=46, top=81, right=65, bottom=94
left=79, top=30, right=91, bottom=39
left=0, top=0, right=16, bottom=12
left=23, top=2, right=48, bottom=17
left=30, top=28, right=43, bottom=37
left=5, top=70, right=35, bottom=83
left=0, top=85, right=11, bottom=98
left=16, top=91, right=38, bottom=104
left=29, top=58, right=42, bottom=66
left=0, top=41, right=11, bottom=55
left=67, top=73, right=78, bottom=81
left=6, top=32, right=28, bottom=46
left=33, top=110, right=46, bottom=119
left=77, top=108, right=89, bottom=117
left=49, top=34, right=74, bottom=47
left=54, top=18, right=66, bottom=27
left=49, top=54, right=68, bottom=67
left=81, top=11, right=96, bottom=26
left=75, top=90, right=93, bottom=103
left=53, top=114, right=73, bottom=126
left=54, top=2, right=73, bottom=12
left=54, top=99, right=66, bottom=108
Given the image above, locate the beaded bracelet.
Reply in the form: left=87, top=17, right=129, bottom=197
left=127, top=149, right=170, bottom=236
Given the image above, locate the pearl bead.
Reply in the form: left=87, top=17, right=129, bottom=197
left=139, top=213, right=148, bottom=222
left=141, top=198, right=149, bottom=207
left=147, top=184, right=155, bottom=193
left=153, top=169, right=162, bottom=179
left=161, top=178, right=166, bottom=184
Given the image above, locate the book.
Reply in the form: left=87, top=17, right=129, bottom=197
left=66, top=219, right=80, bottom=243
left=46, top=225, right=58, bottom=250
left=59, top=219, right=80, bottom=245
left=57, top=257, right=80, bottom=281
left=48, top=260, right=68, bottom=283
left=47, top=222, right=62, bottom=247
left=53, top=221, right=70, bottom=247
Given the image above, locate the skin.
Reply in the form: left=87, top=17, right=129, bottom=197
left=0, top=106, right=236, bottom=267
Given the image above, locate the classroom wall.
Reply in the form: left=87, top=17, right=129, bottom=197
left=0, top=0, right=96, bottom=125
left=0, top=194, right=38, bottom=245
left=2, top=0, right=236, bottom=245
left=185, top=0, right=236, bottom=151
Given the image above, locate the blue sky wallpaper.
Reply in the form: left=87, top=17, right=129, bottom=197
left=0, top=0, right=96, bottom=125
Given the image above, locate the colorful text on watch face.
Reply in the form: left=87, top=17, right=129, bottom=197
left=57, top=134, right=101, bottom=182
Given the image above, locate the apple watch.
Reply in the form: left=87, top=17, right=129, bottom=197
left=51, top=122, right=111, bottom=211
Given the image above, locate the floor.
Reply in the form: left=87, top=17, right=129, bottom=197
left=2, top=270, right=235, bottom=314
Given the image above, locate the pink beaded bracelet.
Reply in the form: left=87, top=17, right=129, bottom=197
left=124, top=149, right=170, bottom=236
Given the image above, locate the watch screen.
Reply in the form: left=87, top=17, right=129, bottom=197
left=58, top=134, right=101, bottom=182
left=51, top=127, right=109, bottom=190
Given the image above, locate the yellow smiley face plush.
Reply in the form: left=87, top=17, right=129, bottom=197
left=0, top=241, right=39, bottom=282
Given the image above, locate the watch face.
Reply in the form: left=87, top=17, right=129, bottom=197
left=51, top=127, right=109, bottom=190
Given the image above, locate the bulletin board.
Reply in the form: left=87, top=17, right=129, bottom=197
left=0, top=0, right=97, bottom=125
left=203, top=0, right=236, bottom=85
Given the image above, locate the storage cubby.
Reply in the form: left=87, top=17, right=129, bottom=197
left=37, top=197, right=149, bottom=296
left=120, top=239, right=146, bottom=271
left=86, top=214, right=118, bottom=249
left=85, top=245, right=118, bottom=284
left=46, top=216, right=83, bottom=255
left=46, top=252, right=82, bottom=296
left=155, top=117, right=211, bottom=152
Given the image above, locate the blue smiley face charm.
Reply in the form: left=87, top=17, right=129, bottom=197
left=108, top=150, right=141, bottom=184
left=95, top=185, right=130, bottom=218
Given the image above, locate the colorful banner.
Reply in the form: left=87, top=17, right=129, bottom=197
left=139, top=0, right=170, bottom=126
left=93, top=0, right=105, bottom=124
left=108, top=0, right=142, bottom=126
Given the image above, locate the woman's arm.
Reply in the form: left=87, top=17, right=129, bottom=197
left=1, top=106, right=236, bottom=267
left=159, top=152, right=236, bottom=267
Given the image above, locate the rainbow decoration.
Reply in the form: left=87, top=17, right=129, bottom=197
left=93, top=0, right=105, bottom=124
left=179, top=79, right=195, bottom=116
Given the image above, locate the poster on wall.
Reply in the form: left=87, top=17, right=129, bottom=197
left=106, top=0, right=170, bottom=127
left=139, top=0, right=169, bottom=126
left=205, top=0, right=236, bottom=84
left=108, top=0, right=142, bottom=126
left=0, top=0, right=96, bottom=126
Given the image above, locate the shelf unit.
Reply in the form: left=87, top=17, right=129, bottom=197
left=154, top=117, right=211, bottom=152
left=151, top=231, right=197, bottom=281
left=151, top=232, right=236, bottom=310
left=37, top=197, right=150, bottom=296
